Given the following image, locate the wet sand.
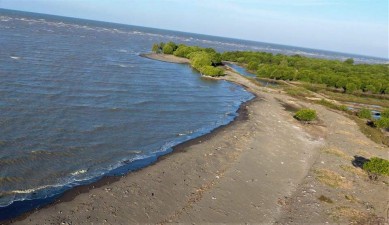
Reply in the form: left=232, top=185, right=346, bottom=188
left=7, top=54, right=388, bottom=224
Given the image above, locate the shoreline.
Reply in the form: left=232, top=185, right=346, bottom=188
left=1, top=60, right=256, bottom=223
left=7, top=53, right=387, bottom=224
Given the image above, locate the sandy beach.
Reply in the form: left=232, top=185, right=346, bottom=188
left=6, top=54, right=388, bottom=224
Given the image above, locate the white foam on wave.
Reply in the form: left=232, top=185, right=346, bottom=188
left=10, top=56, right=21, bottom=60
left=70, top=169, right=87, bottom=176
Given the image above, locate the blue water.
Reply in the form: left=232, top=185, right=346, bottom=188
left=0, top=9, right=386, bottom=220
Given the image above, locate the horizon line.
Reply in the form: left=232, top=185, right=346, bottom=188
left=1, top=7, right=388, bottom=61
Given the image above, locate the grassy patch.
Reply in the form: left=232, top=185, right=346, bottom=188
left=332, top=206, right=375, bottom=224
left=315, top=99, right=349, bottom=112
left=340, top=165, right=366, bottom=177
left=362, top=157, right=389, bottom=176
left=315, top=169, right=352, bottom=189
left=374, top=117, right=389, bottom=129
left=320, top=90, right=389, bottom=108
left=284, top=86, right=314, bottom=98
left=357, top=108, right=372, bottom=119
left=318, top=195, right=333, bottom=203
left=324, top=147, right=352, bottom=160
left=294, top=108, right=317, bottom=121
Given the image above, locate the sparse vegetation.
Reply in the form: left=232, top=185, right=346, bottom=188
left=316, top=99, right=349, bottom=112
left=381, top=108, right=389, bottom=118
left=294, top=108, right=317, bottom=121
left=324, top=147, right=352, bottom=160
left=362, top=157, right=389, bottom=176
left=318, top=195, right=333, bottom=203
left=315, top=169, right=352, bottom=188
left=374, top=117, right=389, bottom=129
left=332, top=206, right=374, bottom=224
left=284, top=86, right=313, bottom=97
left=357, top=108, right=372, bottom=119
left=340, top=165, right=366, bottom=177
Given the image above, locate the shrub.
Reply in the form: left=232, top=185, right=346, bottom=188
left=374, top=117, right=389, bottom=129
left=345, top=83, right=357, bottom=94
left=152, top=43, right=160, bottom=53
left=162, top=45, right=174, bottom=54
left=363, top=157, right=389, bottom=176
left=357, top=108, right=371, bottom=119
left=294, top=108, right=317, bottom=121
left=199, top=66, right=224, bottom=77
left=190, top=52, right=212, bottom=70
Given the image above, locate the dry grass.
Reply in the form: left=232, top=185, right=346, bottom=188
left=340, top=165, right=367, bottom=177
left=356, top=149, right=373, bottom=158
left=331, top=206, right=376, bottom=224
left=315, top=169, right=352, bottom=189
left=344, top=194, right=359, bottom=203
left=324, top=147, right=353, bottom=160
left=335, top=130, right=353, bottom=136
left=318, top=195, right=333, bottom=204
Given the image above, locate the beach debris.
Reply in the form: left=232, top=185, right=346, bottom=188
left=104, top=187, right=111, bottom=192
left=212, top=196, right=217, bottom=200
left=216, top=175, right=220, bottom=179
left=281, top=162, right=284, bottom=165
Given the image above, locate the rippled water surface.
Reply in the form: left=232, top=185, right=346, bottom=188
left=0, top=9, right=386, bottom=219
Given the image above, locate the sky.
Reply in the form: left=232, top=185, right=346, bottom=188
left=0, top=0, right=388, bottom=58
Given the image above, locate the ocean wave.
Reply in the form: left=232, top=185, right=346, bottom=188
left=70, top=169, right=87, bottom=176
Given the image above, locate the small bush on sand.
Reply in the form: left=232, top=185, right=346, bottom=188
left=357, top=108, right=371, bottom=119
left=294, top=109, right=317, bottom=121
left=362, top=157, right=389, bottom=176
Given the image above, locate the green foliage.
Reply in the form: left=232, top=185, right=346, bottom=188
left=365, top=85, right=376, bottom=93
left=219, top=51, right=389, bottom=95
left=199, top=66, right=224, bottom=77
left=294, top=108, right=317, bottom=121
left=152, top=42, right=225, bottom=77
left=357, top=108, right=371, bottom=119
left=162, top=42, right=178, bottom=54
left=374, top=117, right=389, bottom=129
left=152, top=43, right=160, bottom=53
left=173, top=45, right=202, bottom=58
left=284, top=86, right=313, bottom=97
left=162, top=45, right=174, bottom=54
left=363, top=157, right=389, bottom=176
left=381, top=108, right=389, bottom=118
left=344, top=58, right=354, bottom=65
left=190, top=52, right=212, bottom=69
left=345, top=83, right=357, bottom=94
left=247, top=61, right=259, bottom=71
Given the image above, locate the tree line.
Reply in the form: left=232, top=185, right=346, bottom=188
left=152, top=42, right=389, bottom=94
left=221, top=51, right=389, bottom=94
